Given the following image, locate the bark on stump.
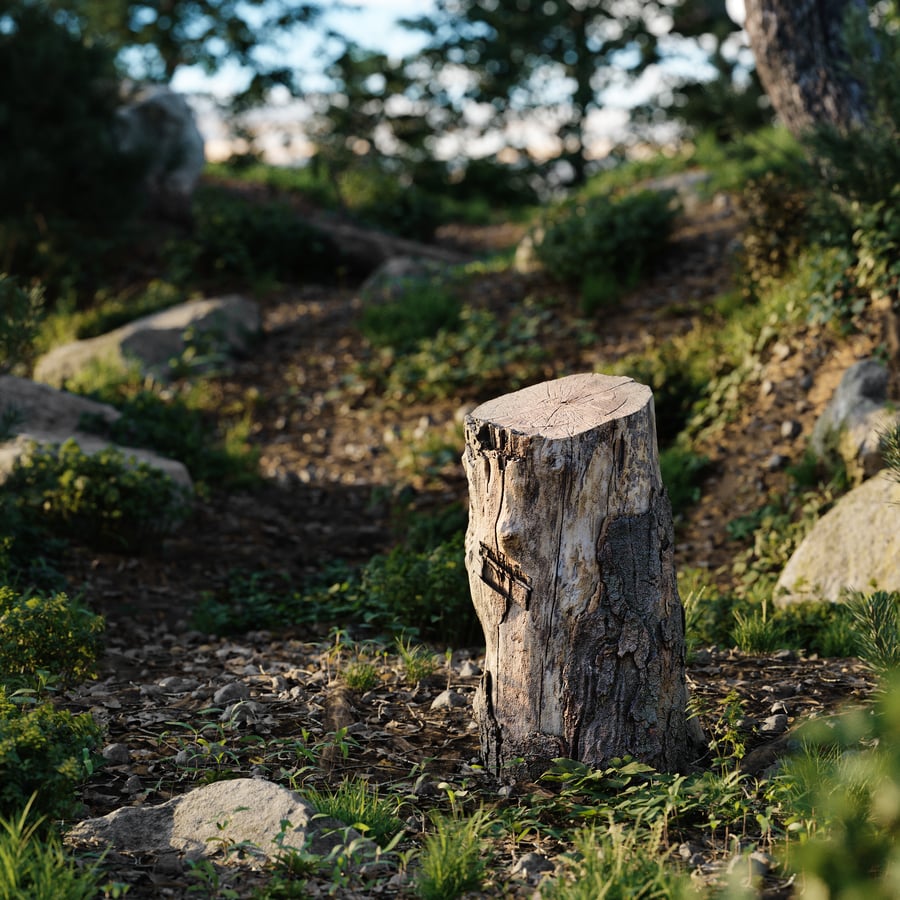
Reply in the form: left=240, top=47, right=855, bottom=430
left=462, top=373, right=705, bottom=778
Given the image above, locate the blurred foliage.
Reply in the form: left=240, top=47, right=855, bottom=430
left=0, top=1, right=147, bottom=299
left=0, top=587, right=103, bottom=688
left=0, top=276, right=43, bottom=375
left=2, top=439, right=190, bottom=553
left=534, top=189, right=679, bottom=313
left=165, top=188, right=345, bottom=288
left=0, top=690, right=102, bottom=822
left=42, top=0, right=320, bottom=105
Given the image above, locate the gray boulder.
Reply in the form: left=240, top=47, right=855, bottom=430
left=33, top=296, right=260, bottom=388
left=774, top=472, right=900, bottom=605
left=66, top=778, right=365, bottom=863
left=116, top=86, right=205, bottom=221
left=0, top=375, right=192, bottom=490
left=810, top=359, right=900, bottom=483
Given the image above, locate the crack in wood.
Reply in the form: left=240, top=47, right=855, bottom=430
left=478, top=542, right=532, bottom=610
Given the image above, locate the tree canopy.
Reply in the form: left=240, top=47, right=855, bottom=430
left=40, top=0, right=322, bottom=105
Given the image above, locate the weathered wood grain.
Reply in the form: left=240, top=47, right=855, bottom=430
left=463, top=373, right=705, bottom=777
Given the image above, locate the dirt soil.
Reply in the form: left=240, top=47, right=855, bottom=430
left=58, top=190, right=898, bottom=897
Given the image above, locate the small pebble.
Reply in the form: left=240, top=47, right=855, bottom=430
left=124, top=774, right=143, bottom=794
left=431, top=689, right=467, bottom=710
left=101, top=743, right=132, bottom=765
left=158, top=676, right=199, bottom=693
left=772, top=341, right=792, bottom=361
left=508, top=852, right=554, bottom=882
left=760, top=714, right=789, bottom=735
left=780, top=420, right=801, bottom=440
left=220, top=700, right=264, bottom=723
left=759, top=380, right=775, bottom=398
left=764, top=453, right=789, bottom=471
left=213, top=681, right=250, bottom=705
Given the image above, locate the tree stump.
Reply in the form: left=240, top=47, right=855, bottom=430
left=462, top=373, right=705, bottom=778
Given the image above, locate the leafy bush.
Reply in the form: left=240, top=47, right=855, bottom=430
left=738, top=171, right=812, bottom=287
left=851, top=184, right=900, bottom=300
left=0, top=690, right=102, bottom=821
left=337, top=164, right=441, bottom=239
left=3, top=439, right=190, bottom=552
left=0, top=2, right=146, bottom=297
left=804, top=5, right=900, bottom=211
left=191, top=569, right=301, bottom=636
left=362, top=304, right=551, bottom=404
left=534, top=189, right=680, bottom=312
left=80, top=387, right=260, bottom=490
left=166, top=188, right=344, bottom=287
left=305, top=533, right=477, bottom=645
left=0, top=588, right=103, bottom=687
left=360, top=281, right=461, bottom=354
left=659, top=443, right=709, bottom=519
left=0, top=275, right=43, bottom=375
left=541, top=820, right=693, bottom=900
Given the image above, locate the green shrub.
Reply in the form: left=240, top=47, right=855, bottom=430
left=0, top=3, right=146, bottom=298
left=70, top=279, right=185, bottom=341
left=0, top=588, right=103, bottom=687
left=166, top=188, right=344, bottom=287
left=0, top=690, right=102, bottom=821
left=364, top=304, right=551, bottom=404
left=80, top=387, right=260, bottom=490
left=803, top=5, right=900, bottom=211
left=360, top=282, right=461, bottom=354
left=0, top=275, right=43, bottom=375
left=659, top=443, right=709, bottom=519
left=306, top=532, right=477, bottom=645
left=3, top=439, right=190, bottom=552
left=534, top=189, right=680, bottom=312
left=541, top=821, right=694, bottom=900
left=0, top=797, right=101, bottom=898
left=851, top=184, right=900, bottom=300
left=191, top=569, right=304, bottom=636
left=884, top=421, right=900, bottom=483
left=738, top=171, right=812, bottom=287
left=337, top=164, right=441, bottom=239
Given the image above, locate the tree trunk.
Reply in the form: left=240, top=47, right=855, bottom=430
left=462, top=373, right=705, bottom=779
left=743, top=0, right=870, bottom=136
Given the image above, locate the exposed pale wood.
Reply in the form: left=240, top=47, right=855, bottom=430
left=463, top=373, right=705, bottom=777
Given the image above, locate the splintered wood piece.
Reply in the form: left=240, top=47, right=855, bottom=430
left=462, top=373, right=704, bottom=777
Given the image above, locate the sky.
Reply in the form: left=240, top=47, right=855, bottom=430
left=176, top=0, right=749, bottom=164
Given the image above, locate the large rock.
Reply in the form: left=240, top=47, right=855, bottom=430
left=33, top=296, right=260, bottom=388
left=810, top=359, right=900, bottom=483
left=775, top=472, right=900, bottom=605
left=116, top=86, right=205, bottom=221
left=0, top=375, right=192, bottom=490
left=66, top=778, right=365, bottom=863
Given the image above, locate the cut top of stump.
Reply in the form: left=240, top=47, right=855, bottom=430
left=469, top=373, right=650, bottom=439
